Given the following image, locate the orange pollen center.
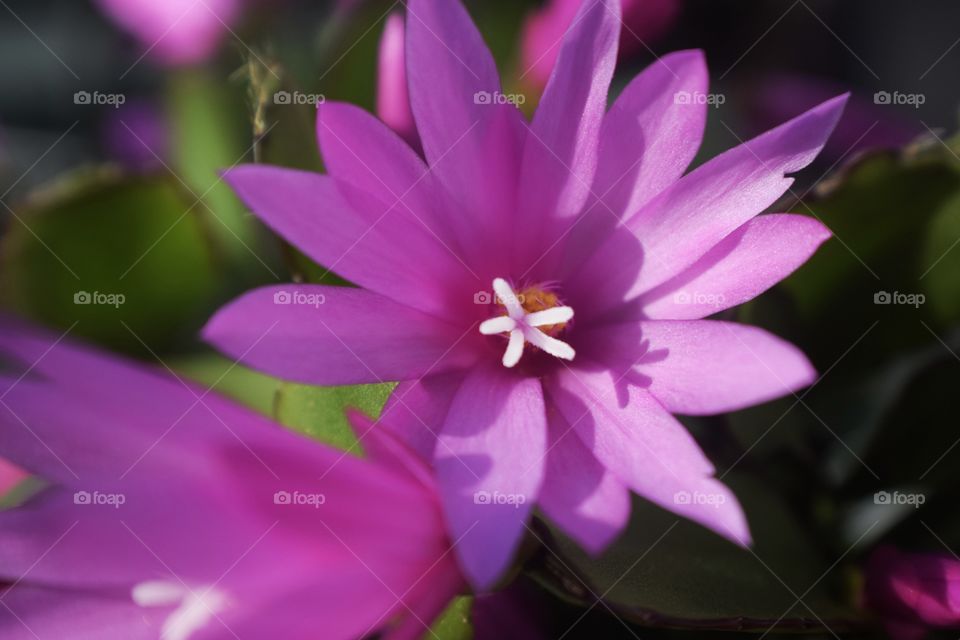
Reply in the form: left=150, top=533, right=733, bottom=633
left=499, top=286, right=569, bottom=336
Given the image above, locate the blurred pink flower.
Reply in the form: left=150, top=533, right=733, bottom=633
left=0, top=458, right=26, bottom=496
left=377, top=12, right=418, bottom=147
left=0, top=317, right=462, bottom=639
left=747, top=74, right=919, bottom=164
left=520, top=0, right=682, bottom=92
left=865, top=546, right=960, bottom=640
left=102, top=99, right=169, bottom=172
left=204, top=0, right=845, bottom=588
left=95, top=0, right=242, bottom=66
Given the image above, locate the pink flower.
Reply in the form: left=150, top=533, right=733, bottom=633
left=865, top=546, right=960, bottom=640
left=0, top=458, right=26, bottom=496
left=0, top=318, right=462, bottom=639
left=377, top=12, right=417, bottom=147
left=204, top=0, right=846, bottom=588
left=521, top=0, right=682, bottom=92
left=95, top=0, right=242, bottom=66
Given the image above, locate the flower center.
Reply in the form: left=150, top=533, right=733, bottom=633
left=479, top=278, right=576, bottom=368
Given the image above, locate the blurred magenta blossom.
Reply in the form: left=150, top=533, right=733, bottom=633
left=0, top=458, right=26, bottom=496
left=748, top=74, right=919, bottom=165
left=102, top=99, right=169, bottom=172
left=95, top=0, right=242, bottom=66
left=520, top=0, right=682, bottom=91
left=377, top=12, right=417, bottom=147
left=205, top=0, right=845, bottom=588
left=0, top=318, right=462, bottom=639
left=866, top=546, right=960, bottom=640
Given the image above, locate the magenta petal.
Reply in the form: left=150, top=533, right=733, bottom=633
left=0, top=584, right=163, bottom=639
left=593, top=49, right=707, bottom=220
left=537, top=407, right=630, bottom=554
left=631, top=320, right=816, bottom=415
left=316, top=101, right=454, bottom=247
left=548, top=369, right=751, bottom=546
left=519, top=0, right=620, bottom=225
left=203, top=285, right=477, bottom=386
left=379, top=374, right=466, bottom=461
left=573, top=94, right=847, bottom=313
left=222, top=165, right=472, bottom=319
left=639, top=214, right=832, bottom=320
left=406, top=0, right=524, bottom=258
left=435, top=367, right=547, bottom=589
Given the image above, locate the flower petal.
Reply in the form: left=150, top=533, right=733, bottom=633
left=548, top=368, right=750, bottom=546
left=639, top=214, right=831, bottom=319
left=435, top=367, right=547, bottom=589
left=519, top=0, right=620, bottom=225
left=379, top=374, right=466, bottom=461
left=627, top=320, right=816, bottom=415
left=537, top=406, right=630, bottom=554
left=222, top=165, right=473, bottom=319
left=406, top=0, right=525, bottom=261
left=0, top=584, right=163, bottom=639
left=317, top=101, right=454, bottom=249
left=203, top=285, right=477, bottom=386
left=592, top=49, right=708, bottom=220
left=571, top=94, right=847, bottom=314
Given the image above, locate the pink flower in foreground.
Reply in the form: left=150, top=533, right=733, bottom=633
left=377, top=12, right=417, bottom=147
left=204, top=0, right=846, bottom=588
left=521, top=0, right=682, bottom=92
left=865, top=546, right=960, bottom=640
left=0, top=319, right=462, bottom=639
left=95, top=0, right=241, bottom=66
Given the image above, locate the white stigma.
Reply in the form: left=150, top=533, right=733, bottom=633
left=479, top=278, right=575, bottom=368
left=132, top=581, right=228, bottom=640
